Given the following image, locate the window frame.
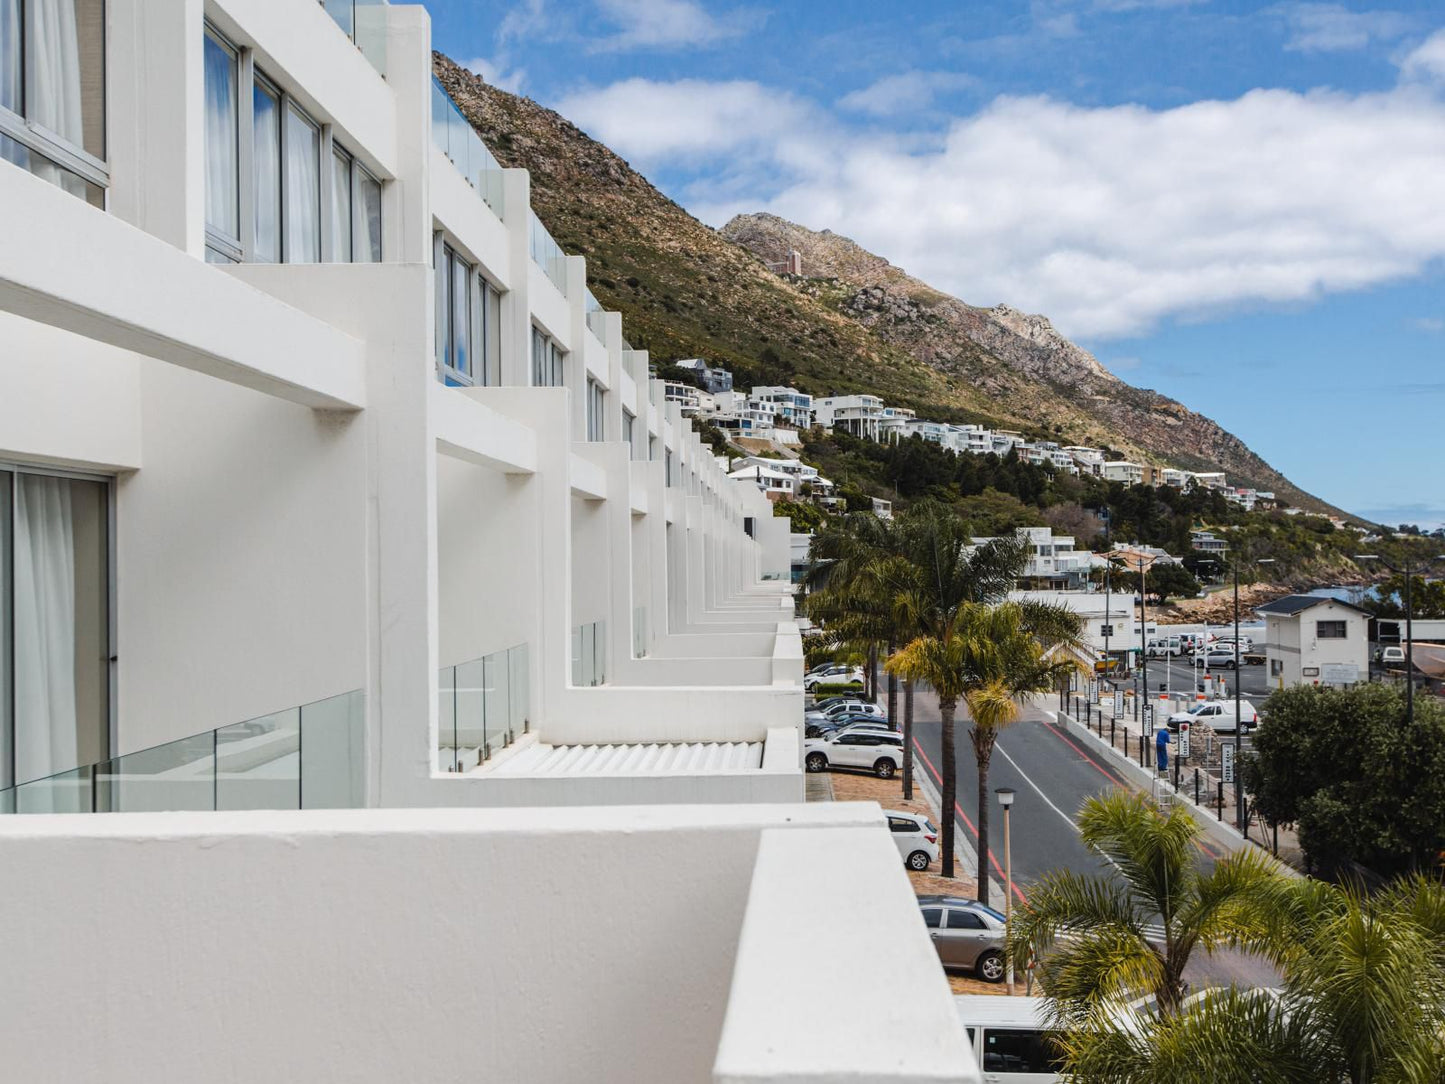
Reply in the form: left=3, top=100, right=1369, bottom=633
left=433, top=233, right=501, bottom=387
left=530, top=325, right=565, bottom=387
left=0, top=0, right=110, bottom=192
left=0, top=459, right=118, bottom=791
left=1316, top=619, right=1347, bottom=640
left=586, top=376, right=606, bottom=441
left=203, top=22, right=380, bottom=266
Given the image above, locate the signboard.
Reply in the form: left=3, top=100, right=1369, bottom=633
left=1100, top=696, right=1115, bottom=716
left=1222, top=744, right=1235, bottom=783
left=1321, top=663, right=1359, bottom=685
left=1100, top=624, right=1115, bottom=637
left=1178, top=721, right=1190, bottom=759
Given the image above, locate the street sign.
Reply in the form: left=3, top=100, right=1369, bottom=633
left=1222, top=744, right=1235, bottom=783
left=1100, top=624, right=1115, bottom=637
left=1178, top=721, right=1190, bottom=758
left=1321, top=663, right=1359, bottom=685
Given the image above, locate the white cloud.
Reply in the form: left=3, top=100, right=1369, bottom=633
left=465, top=56, right=527, bottom=94
left=836, top=71, right=977, bottom=117
left=554, top=76, right=1445, bottom=340
left=1413, top=316, right=1445, bottom=332
left=1401, top=28, right=1445, bottom=83
left=1275, top=3, right=1412, bottom=52
left=589, top=0, right=761, bottom=52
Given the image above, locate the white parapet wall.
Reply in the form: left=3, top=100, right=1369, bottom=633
left=714, top=826, right=979, bottom=1084
left=0, top=803, right=955, bottom=1084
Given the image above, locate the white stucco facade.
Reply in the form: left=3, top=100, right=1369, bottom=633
left=1259, top=596, right=1370, bottom=688
left=0, top=5, right=981, bottom=1080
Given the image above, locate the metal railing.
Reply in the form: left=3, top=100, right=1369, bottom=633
left=0, top=689, right=365, bottom=814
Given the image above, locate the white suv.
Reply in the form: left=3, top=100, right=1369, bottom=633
left=804, top=730, right=904, bottom=779
left=805, top=700, right=886, bottom=723
left=886, top=810, right=940, bottom=870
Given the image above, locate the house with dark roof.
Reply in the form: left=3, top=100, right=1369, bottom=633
left=1256, top=594, right=1371, bottom=688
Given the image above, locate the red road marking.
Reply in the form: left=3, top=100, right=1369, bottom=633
left=910, top=739, right=1028, bottom=906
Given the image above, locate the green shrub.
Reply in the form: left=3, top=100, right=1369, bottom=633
left=812, top=680, right=866, bottom=697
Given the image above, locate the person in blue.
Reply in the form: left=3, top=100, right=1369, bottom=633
left=1155, top=725, right=1171, bottom=772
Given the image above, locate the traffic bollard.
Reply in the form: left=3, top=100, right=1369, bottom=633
left=1217, top=781, right=1224, bottom=820
left=1194, top=768, right=1200, bottom=805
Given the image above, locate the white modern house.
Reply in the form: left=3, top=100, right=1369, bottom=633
left=750, top=385, right=813, bottom=429
left=0, top=4, right=981, bottom=1079
left=1103, top=460, right=1146, bottom=485
left=1257, top=595, right=1371, bottom=688
left=814, top=393, right=888, bottom=440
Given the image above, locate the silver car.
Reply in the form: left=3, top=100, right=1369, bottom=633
left=918, top=896, right=1008, bottom=983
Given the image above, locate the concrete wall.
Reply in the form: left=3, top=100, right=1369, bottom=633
left=0, top=804, right=889, bottom=1084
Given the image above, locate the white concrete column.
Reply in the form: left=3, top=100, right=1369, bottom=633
left=500, top=170, right=532, bottom=387
left=107, top=0, right=206, bottom=254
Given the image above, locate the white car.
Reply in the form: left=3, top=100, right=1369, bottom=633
left=886, top=810, right=939, bottom=871
left=803, top=666, right=865, bottom=691
left=1167, top=699, right=1258, bottom=734
left=1214, top=637, right=1254, bottom=655
left=804, top=700, right=887, bottom=723
left=804, top=731, right=904, bottom=779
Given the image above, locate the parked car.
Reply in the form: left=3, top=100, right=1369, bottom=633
left=1167, top=699, right=1258, bottom=734
left=1214, top=637, right=1254, bottom=655
left=803, top=730, right=904, bottom=778
left=803, top=666, right=864, bottom=692
left=804, top=700, right=887, bottom=724
left=885, top=810, right=939, bottom=870
left=805, top=718, right=895, bottom=740
left=1381, top=646, right=1406, bottom=665
left=918, top=896, right=1008, bottom=982
left=1192, top=647, right=1238, bottom=670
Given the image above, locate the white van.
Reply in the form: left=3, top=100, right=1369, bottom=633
left=954, top=995, right=1063, bottom=1083
left=1146, top=635, right=1182, bottom=658
left=1167, top=699, right=1258, bottom=734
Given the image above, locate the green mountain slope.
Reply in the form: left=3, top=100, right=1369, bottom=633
left=433, top=54, right=1345, bottom=518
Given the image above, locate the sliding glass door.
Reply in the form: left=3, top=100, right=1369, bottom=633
left=0, top=467, right=110, bottom=790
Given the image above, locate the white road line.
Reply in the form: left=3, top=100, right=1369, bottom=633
left=994, top=737, right=1128, bottom=882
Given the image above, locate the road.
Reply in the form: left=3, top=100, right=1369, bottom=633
left=906, top=686, right=1280, bottom=991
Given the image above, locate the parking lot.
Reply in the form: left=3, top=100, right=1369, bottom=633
left=1110, top=653, right=1274, bottom=703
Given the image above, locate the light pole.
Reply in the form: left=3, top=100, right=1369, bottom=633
left=1138, top=554, right=1149, bottom=735
left=1355, top=553, right=1445, bottom=726
left=996, top=786, right=1016, bottom=995
left=1232, top=557, right=1272, bottom=831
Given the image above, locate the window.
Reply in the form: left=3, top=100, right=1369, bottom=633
left=0, top=467, right=111, bottom=795
left=0, top=0, right=106, bottom=206
left=586, top=377, right=605, bottom=442
left=623, top=410, right=636, bottom=458
left=888, top=816, right=918, bottom=833
left=980, top=1030, right=1064, bottom=1075
left=531, top=327, right=564, bottom=387
left=920, top=908, right=943, bottom=929
left=203, top=24, right=381, bottom=264
left=665, top=449, right=674, bottom=487
left=1317, top=620, right=1347, bottom=639
left=946, top=909, right=986, bottom=930
left=435, top=242, right=470, bottom=383
left=1271, top=658, right=1283, bottom=676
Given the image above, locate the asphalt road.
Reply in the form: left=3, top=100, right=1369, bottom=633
left=905, top=685, right=1280, bottom=991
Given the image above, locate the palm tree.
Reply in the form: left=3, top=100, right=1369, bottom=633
left=1055, top=872, right=1445, bottom=1083
left=887, top=599, right=1081, bottom=894
left=1009, top=790, right=1287, bottom=1020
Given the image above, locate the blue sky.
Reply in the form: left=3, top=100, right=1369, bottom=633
left=427, top=1, right=1445, bottom=526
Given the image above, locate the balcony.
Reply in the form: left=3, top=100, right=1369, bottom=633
left=430, top=76, right=506, bottom=218
left=320, top=0, right=388, bottom=76
left=529, top=211, right=569, bottom=297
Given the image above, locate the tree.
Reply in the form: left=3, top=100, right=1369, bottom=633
left=1009, top=791, right=1286, bottom=1020
left=772, top=499, right=824, bottom=532
left=1367, top=573, right=1445, bottom=620
left=886, top=540, right=1083, bottom=899
left=1055, top=872, right=1445, bottom=1083
left=1242, top=685, right=1445, bottom=880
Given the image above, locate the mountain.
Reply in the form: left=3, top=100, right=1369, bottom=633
left=432, top=54, right=1342, bottom=518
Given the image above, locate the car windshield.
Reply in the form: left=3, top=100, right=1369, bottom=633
left=1187, top=704, right=1207, bottom=715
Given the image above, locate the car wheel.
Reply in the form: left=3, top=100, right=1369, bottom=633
left=976, top=950, right=1005, bottom=984
left=874, top=758, right=896, bottom=779
left=907, top=850, right=931, bottom=871
left=805, top=752, right=827, bottom=773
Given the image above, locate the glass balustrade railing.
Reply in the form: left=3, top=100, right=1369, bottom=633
left=585, top=289, right=609, bottom=341
left=529, top=211, right=570, bottom=297
left=570, top=620, right=607, bottom=687
left=430, top=76, right=506, bottom=218
left=0, top=689, right=365, bottom=814
left=321, top=0, right=388, bottom=76
left=437, top=642, right=531, bottom=773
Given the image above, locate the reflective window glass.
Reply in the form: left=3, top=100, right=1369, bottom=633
left=252, top=80, right=282, bottom=262
left=203, top=32, right=239, bottom=242
left=284, top=104, right=320, bottom=262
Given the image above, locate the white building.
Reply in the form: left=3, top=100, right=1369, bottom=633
left=977, top=527, right=1104, bottom=591
left=1257, top=595, right=1371, bottom=688
left=750, top=385, right=813, bottom=429
left=1103, top=461, right=1145, bottom=486
left=0, top=5, right=982, bottom=1078
left=814, top=394, right=888, bottom=440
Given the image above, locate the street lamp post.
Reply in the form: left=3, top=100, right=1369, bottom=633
left=1355, top=553, right=1445, bottom=726
left=996, top=786, right=1016, bottom=995
left=1139, top=555, right=1149, bottom=736
left=1233, top=558, right=1273, bottom=831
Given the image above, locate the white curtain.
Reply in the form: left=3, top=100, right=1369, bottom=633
left=13, top=474, right=78, bottom=785
left=253, top=84, right=282, bottom=261
left=285, top=105, right=320, bottom=261
left=25, top=0, right=88, bottom=198
left=203, top=34, right=239, bottom=239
